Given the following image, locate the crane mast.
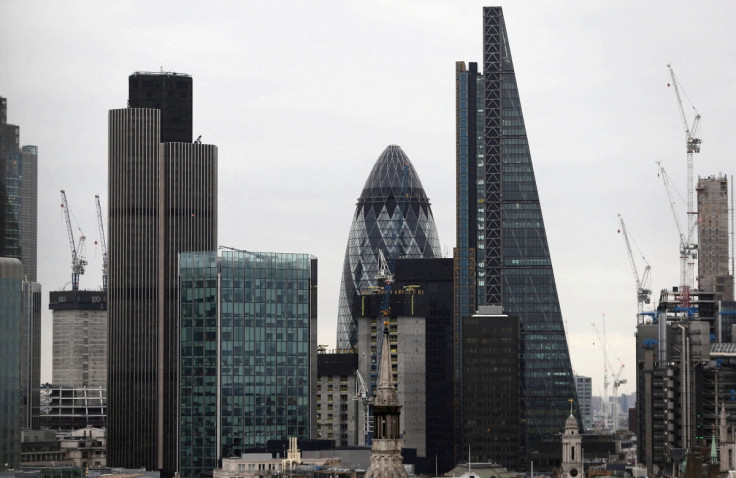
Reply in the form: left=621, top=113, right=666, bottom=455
left=60, top=190, right=87, bottom=291
left=657, top=161, right=697, bottom=307
left=666, top=64, right=701, bottom=306
left=95, top=194, right=108, bottom=291
left=618, top=214, right=652, bottom=321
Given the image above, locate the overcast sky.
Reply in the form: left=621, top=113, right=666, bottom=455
left=2, top=0, right=735, bottom=397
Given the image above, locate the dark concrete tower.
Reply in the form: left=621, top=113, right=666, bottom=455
left=454, top=7, right=580, bottom=469
left=697, top=176, right=733, bottom=301
left=107, top=72, right=217, bottom=472
left=128, top=71, right=193, bottom=143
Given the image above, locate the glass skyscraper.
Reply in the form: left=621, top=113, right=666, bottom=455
left=0, top=97, right=41, bottom=431
left=455, top=7, right=580, bottom=467
left=179, top=250, right=317, bottom=478
left=0, top=258, right=22, bottom=469
left=337, top=145, right=442, bottom=349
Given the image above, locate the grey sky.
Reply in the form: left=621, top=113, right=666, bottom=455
left=2, top=0, right=735, bottom=396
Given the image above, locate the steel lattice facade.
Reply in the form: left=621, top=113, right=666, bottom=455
left=454, top=7, right=581, bottom=469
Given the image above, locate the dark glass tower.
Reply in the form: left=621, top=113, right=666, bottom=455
left=108, top=72, right=217, bottom=472
left=455, top=7, right=580, bottom=468
left=0, top=98, right=41, bottom=430
left=336, top=145, right=442, bottom=349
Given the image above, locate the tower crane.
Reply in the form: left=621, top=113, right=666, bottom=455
left=612, top=365, right=627, bottom=402
left=95, top=195, right=108, bottom=291
left=60, top=190, right=87, bottom=291
left=666, top=64, right=701, bottom=306
left=617, top=214, right=652, bottom=322
left=591, top=313, right=626, bottom=431
left=591, top=320, right=610, bottom=416
left=657, top=161, right=698, bottom=308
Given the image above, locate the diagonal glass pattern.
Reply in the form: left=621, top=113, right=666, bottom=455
left=336, top=145, right=442, bottom=349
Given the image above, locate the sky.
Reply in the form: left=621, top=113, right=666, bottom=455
left=1, top=0, right=735, bottom=397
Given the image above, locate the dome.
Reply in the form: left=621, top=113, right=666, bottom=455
left=565, top=413, right=579, bottom=430
left=336, top=145, right=442, bottom=349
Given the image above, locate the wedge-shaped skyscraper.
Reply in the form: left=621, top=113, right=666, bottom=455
left=337, top=145, right=441, bottom=349
left=455, top=7, right=580, bottom=468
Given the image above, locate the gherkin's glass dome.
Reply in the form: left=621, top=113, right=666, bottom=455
left=336, top=145, right=442, bottom=349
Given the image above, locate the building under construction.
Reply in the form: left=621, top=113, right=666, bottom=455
left=698, top=176, right=733, bottom=302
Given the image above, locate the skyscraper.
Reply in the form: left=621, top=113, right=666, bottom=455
left=1, top=97, right=41, bottom=430
left=0, top=257, right=22, bottom=469
left=178, top=250, right=317, bottom=478
left=107, top=72, right=217, bottom=472
left=455, top=7, right=580, bottom=468
left=697, top=176, right=733, bottom=301
left=0, top=98, right=38, bottom=281
left=336, top=145, right=442, bottom=349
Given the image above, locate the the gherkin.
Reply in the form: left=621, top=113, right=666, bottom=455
left=336, top=145, right=442, bottom=349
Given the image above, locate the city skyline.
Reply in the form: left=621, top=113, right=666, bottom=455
left=2, top=0, right=736, bottom=396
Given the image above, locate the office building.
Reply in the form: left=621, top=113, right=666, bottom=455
left=454, top=7, right=580, bottom=467
left=49, top=290, right=107, bottom=388
left=107, top=71, right=217, bottom=472
left=697, top=176, right=733, bottom=301
left=336, top=144, right=442, bottom=350
left=1, top=97, right=41, bottom=430
left=574, top=375, right=593, bottom=431
left=461, top=306, right=520, bottom=469
left=21, top=280, right=41, bottom=429
left=178, top=250, right=317, bottom=478
left=354, top=258, right=454, bottom=474
left=635, top=288, right=736, bottom=475
left=0, top=97, right=38, bottom=281
left=0, top=257, right=22, bottom=468
left=316, top=352, right=359, bottom=446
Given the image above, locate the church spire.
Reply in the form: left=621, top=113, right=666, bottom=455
left=364, top=324, right=409, bottom=478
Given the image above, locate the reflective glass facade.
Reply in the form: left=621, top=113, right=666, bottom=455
left=455, top=7, right=580, bottom=467
left=337, top=145, right=442, bottom=349
left=179, top=250, right=317, bottom=478
left=0, top=258, right=22, bottom=469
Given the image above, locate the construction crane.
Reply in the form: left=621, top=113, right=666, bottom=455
left=591, top=313, right=626, bottom=431
left=60, top=190, right=87, bottom=291
left=612, top=365, right=627, bottom=402
left=591, top=319, right=610, bottom=419
left=353, top=369, right=373, bottom=438
left=657, top=161, right=698, bottom=308
left=666, top=64, right=701, bottom=306
left=617, top=214, right=652, bottom=322
left=95, top=194, right=108, bottom=292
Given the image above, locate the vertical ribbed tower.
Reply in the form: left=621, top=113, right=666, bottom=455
left=455, top=7, right=580, bottom=467
left=336, top=145, right=442, bottom=349
left=108, top=72, right=217, bottom=471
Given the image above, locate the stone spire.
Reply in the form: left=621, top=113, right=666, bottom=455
left=364, top=325, right=409, bottom=478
